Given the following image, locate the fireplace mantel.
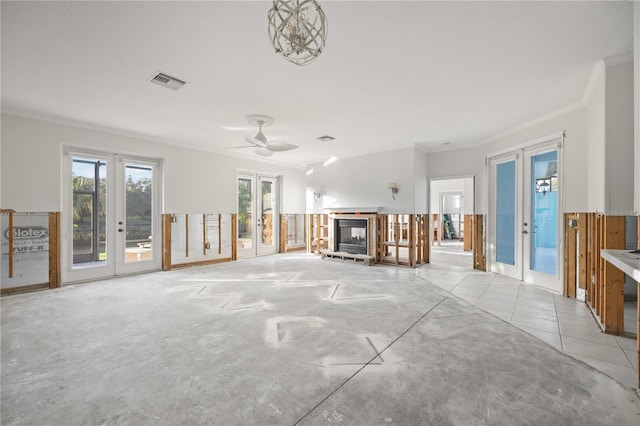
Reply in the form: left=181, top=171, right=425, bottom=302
left=326, top=212, right=378, bottom=258
left=324, top=207, right=381, bottom=214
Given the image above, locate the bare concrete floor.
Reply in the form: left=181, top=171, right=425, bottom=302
left=2, top=253, right=640, bottom=425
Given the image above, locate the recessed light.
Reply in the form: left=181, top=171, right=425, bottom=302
left=306, top=169, right=314, bottom=176
left=317, top=135, right=335, bottom=142
left=442, top=142, right=451, bottom=146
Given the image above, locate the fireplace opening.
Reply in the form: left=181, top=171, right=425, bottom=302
left=335, top=219, right=367, bottom=255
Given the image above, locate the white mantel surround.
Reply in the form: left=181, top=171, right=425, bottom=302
left=324, top=208, right=382, bottom=214
left=328, top=212, right=378, bottom=258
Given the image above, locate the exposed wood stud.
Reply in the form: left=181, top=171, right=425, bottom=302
left=218, top=214, right=222, bottom=254
left=577, top=213, right=588, bottom=290
left=602, top=216, right=625, bottom=335
left=231, top=214, right=237, bottom=261
left=8, top=210, right=14, bottom=278
left=463, top=215, right=473, bottom=251
left=48, top=212, right=61, bottom=288
left=162, top=214, right=172, bottom=271
left=185, top=214, right=189, bottom=258
left=473, top=215, right=485, bottom=271
left=203, top=214, right=207, bottom=256
left=565, top=213, right=577, bottom=298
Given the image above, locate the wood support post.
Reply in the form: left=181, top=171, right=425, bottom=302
left=473, top=215, right=485, bottom=271
left=602, top=216, right=625, bottom=334
left=577, top=213, right=588, bottom=291
left=162, top=214, right=172, bottom=271
left=597, top=214, right=604, bottom=316
left=48, top=212, right=61, bottom=288
left=280, top=214, right=288, bottom=253
left=586, top=213, right=597, bottom=306
left=185, top=214, right=189, bottom=258
left=463, top=215, right=473, bottom=251
left=8, top=210, right=14, bottom=278
left=564, top=213, right=577, bottom=298
left=231, top=214, right=237, bottom=261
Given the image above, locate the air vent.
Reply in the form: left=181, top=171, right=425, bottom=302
left=316, top=135, right=335, bottom=142
left=150, top=72, right=186, bottom=90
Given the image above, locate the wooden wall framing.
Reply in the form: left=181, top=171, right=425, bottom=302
left=279, top=214, right=307, bottom=253
left=307, top=214, right=328, bottom=254
left=376, top=214, right=428, bottom=267
left=567, top=213, right=629, bottom=336
left=161, top=213, right=236, bottom=271
left=602, top=216, right=626, bottom=334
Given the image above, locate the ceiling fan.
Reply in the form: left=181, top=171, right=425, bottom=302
left=231, top=115, right=298, bottom=157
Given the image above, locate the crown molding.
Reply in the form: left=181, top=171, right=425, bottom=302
left=581, top=59, right=605, bottom=104
left=602, top=51, right=633, bottom=67
left=1, top=109, right=306, bottom=170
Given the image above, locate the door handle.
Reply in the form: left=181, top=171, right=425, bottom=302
left=522, top=230, right=529, bottom=234
left=118, top=228, right=124, bottom=232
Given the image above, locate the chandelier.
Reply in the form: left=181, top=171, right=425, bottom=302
left=267, top=0, right=327, bottom=66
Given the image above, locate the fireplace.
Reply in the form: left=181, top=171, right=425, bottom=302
left=335, top=219, right=367, bottom=254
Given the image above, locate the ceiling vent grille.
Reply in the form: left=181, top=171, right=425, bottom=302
left=150, top=72, right=186, bottom=90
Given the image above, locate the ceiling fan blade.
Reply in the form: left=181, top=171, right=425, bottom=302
left=227, top=145, right=253, bottom=149
left=266, top=142, right=298, bottom=152
left=244, top=135, right=266, bottom=147
left=255, top=147, right=273, bottom=157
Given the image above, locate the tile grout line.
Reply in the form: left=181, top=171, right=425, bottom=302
left=552, top=295, right=565, bottom=352
left=616, top=337, right=638, bottom=372
left=292, top=296, right=448, bottom=426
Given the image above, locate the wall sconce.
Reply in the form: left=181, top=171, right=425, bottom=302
left=313, top=190, right=322, bottom=203
left=170, top=214, right=178, bottom=223
left=387, top=182, right=398, bottom=200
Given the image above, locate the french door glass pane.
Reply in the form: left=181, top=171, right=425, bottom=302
left=530, top=151, right=557, bottom=275
left=124, top=164, right=153, bottom=263
left=238, top=177, right=253, bottom=249
left=496, top=160, right=516, bottom=265
left=261, top=180, right=274, bottom=246
left=72, top=158, right=106, bottom=264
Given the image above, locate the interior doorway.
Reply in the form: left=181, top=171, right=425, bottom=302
left=429, top=177, right=475, bottom=268
left=237, top=173, right=279, bottom=258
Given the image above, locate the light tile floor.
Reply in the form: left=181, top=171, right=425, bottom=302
left=426, top=241, right=638, bottom=388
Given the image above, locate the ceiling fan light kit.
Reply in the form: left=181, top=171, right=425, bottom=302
left=268, top=0, right=327, bottom=66
left=232, top=115, right=299, bottom=157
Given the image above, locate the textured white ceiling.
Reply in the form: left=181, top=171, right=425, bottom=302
left=1, top=1, right=633, bottom=168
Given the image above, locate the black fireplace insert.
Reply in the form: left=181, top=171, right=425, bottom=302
left=335, top=219, right=367, bottom=255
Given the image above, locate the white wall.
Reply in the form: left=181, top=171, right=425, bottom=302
left=0, top=113, right=307, bottom=213
left=604, top=60, right=635, bottom=215
left=429, top=178, right=474, bottom=215
left=413, top=149, right=429, bottom=213
left=635, top=2, right=640, bottom=215
left=586, top=62, right=606, bottom=213
left=305, top=146, right=423, bottom=214
left=428, top=106, right=587, bottom=214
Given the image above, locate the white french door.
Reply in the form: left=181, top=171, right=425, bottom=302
left=237, top=173, right=279, bottom=258
left=489, top=153, right=523, bottom=281
left=63, top=149, right=162, bottom=283
left=488, top=138, right=562, bottom=292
